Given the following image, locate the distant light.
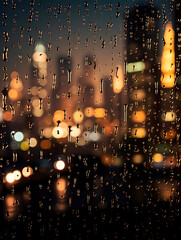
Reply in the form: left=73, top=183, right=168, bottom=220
left=56, top=178, right=66, bottom=192
left=5, top=173, right=15, bottom=183
left=13, top=170, right=21, bottom=180
left=29, top=138, right=37, bottom=147
left=94, top=108, right=106, bottom=118
left=31, top=86, right=39, bottom=95
left=32, top=98, right=39, bottom=107
left=0, top=108, right=3, bottom=122
left=14, top=132, right=24, bottom=142
left=53, top=110, right=64, bottom=124
left=11, top=71, right=19, bottom=79
left=131, top=90, right=146, bottom=101
left=10, top=141, right=19, bottom=150
left=38, top=88, right=47, bottom=99
left=33, top=52, right=47, bottom=62
left=153, top=153, right=163, bottom=163
left=131, top=128, right=147, bottom=138
left=3, top=111, right=13, bottom=121
left=70, top=126, right=81, bottom=137
left=55, top=160, right=65, bottom=170
left=101, top=155, right=112, bottom=166
left=84, top=107, right=94, bottom=117
left=10, top=78, right=23, bottom=91
left=43, top=127, right=53, bottom=138
left=161, top=23, right=175, bottom=88
left=82, top=131, right=90, bottom=142
left=131, top=111, right=146, bottom=123
left=32, top=107, right=44, bottom=117
left=77, top=137, right=86, bottom=146
left=8, top=89, right=18, bottom=101
left=59, top=122, right=68, bottom=138
left=160, top=74, right=175, bottom=88
left=52, top=127, right=64, bottom=138
left=22, top=167, right=33, bottom=178
left=38, top=77, right=48, bottom=86
left=40, top=139, right=52, bottom=149
left=89, top=132, right=100, bottom=141
left=73, top=110, right=84, bottom=123
left=160, top=129, right=176, bottom=140
left=127, top=61, right=145, bottom=73
left=113, top=65, right=124, bottom=93
left=112, top=157, right=123, bottom=167
left=35, top=43, right=46, bottom=53
left=162, top=111, right=176, bottom=122
left=20, top=141, right=29, bottom=151
left=133, top=154, right=143, bottom=164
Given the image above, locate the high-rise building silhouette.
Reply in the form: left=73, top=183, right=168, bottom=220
left=126, top=5, right=160, bottom=165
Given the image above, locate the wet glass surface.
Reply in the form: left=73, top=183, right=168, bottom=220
left=0, top=0, right=181, bottom=239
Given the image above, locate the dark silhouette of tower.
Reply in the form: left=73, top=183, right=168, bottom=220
left=126, top=5, right=160, bottom=165
left=51, top=57, right=72, bottom=116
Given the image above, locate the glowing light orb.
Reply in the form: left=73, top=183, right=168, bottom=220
left=55, top=160, right=65, bottom=170
left=13, top=170, right=21, bottom=180
left=22, top=167, right=33, bottom=178
left=5, top=173, right=15, bottom=183
left=52, top=127, right=64, bottom=138
left=14, top=132, right=24, bottom=142
left=20, top=141, right=29, bottom=151
left=73, top=110, right=84, bottom=123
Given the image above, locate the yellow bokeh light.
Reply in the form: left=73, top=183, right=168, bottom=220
left=70, top=126, right=81, bottom=137
left=56, top=178, right=66, bottom=192
left=22, top=166, right=33, bottom=178
left=20, top=141, right=29, bottom=151
left=133, top=154, right=144, bottom=164
left=162, top=111, right=176, bottom=122
left=84, top=107, right=94, bottom=117
left=38, top=88, right=47, bottom=99
left=152, top=153, right=163, bottom=163
left=73, top=110, right=84, bottom=123
left=94, top=108, right=106, bottom=118
left=32, top=98, right=39, bottom=107
left=53, top=110, right=64, bottom=124
left=127, top=61, right=145, bottom=73
left=29, top=137, right=37, bottom=147
left=52, top=127, right=64, bottom=138
left=43, top=127, right=53, bottom=138
left=113, top=66, right=124, bottom=93
left=13, top=170, right=21, bottom=180
left=160, top=74, right=176, bottom=88
left=10, top=78, right=23, bottom=91
left=5, top=173, right=15, bottom=183
left=8, top=89, right=18, bottom=101
left=131, top=111, right=146, bottom=123
left=131, top=128, right=147, bottom=138
left=33, top=52, right=47, bottom=62
left=59, top=122, right=68, bottom=138
left=164, top=23, right=175, bottom=48
left=161, top=23, right=175, bottom=88
left=32, top=107, right=44, bottom=117
left=54, top=160, right=65, bottom=170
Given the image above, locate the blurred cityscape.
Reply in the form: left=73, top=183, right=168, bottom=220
left=0, top=0, right=181, bottom=239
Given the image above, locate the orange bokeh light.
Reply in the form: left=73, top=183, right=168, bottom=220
left=131, top=111, right=146, bottom=123
left=53, top=110, right=65, bottom=124
left=3, top=111, right=13, bottom=121
left=40, top=139, right=52, bottom=149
